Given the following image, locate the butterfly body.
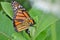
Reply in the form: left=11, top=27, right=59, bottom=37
left=12, top=1, right=34, bottom=32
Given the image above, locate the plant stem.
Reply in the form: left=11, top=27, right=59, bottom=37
left=50, top=23, right=56, bottom=40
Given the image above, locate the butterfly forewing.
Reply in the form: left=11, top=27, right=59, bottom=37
left=12, top=1, right=34, bottom=32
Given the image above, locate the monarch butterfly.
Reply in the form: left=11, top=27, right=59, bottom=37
left=12, top=1, right=34, bottom=32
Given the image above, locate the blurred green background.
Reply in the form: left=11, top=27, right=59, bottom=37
left=0, top=0, right=60, bottom=40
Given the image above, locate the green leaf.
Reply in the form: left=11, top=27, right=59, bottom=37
left=44, top=19, right=60, bottom=40
left=0, top=32, right=10, bottom=40
left=22, top=31, right=30, bottom=40
left=55, top=20, right=60, bottom=40
left=12, top=32, right=27, bottom=40
left=0, top=11, right=15, bottom=37
left=1, top=2, right=13, bottom=19
left=29, top=8, right=59, bottom=40
left=35, top=30, right=47, bottom=40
